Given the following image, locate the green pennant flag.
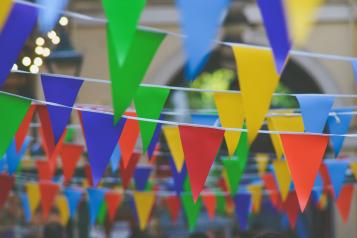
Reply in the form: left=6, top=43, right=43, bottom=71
left=134, top=86, right=170, bottom=152
left=222, top=158, right=243, bottom=196
left=236, top=124, right=249, bottom=171
left=0, top=94, right=31, bottom=157
left=107, top=28, right=166, bottom=123
left=103, top=0, right=146, bottom=66
left=97, top=201, right=107, bottom=225
left=181, top=192, right=201, bottom=231
left=216, top=192, right=226, bottom=215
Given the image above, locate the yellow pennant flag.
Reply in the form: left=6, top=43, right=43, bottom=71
left=26, top=183, right=40, bottom=215
left=350, top=162, right=357, bottom=180
left=248, top=184, right=263, bottom=213
left=233, top=46, right=280, bottom=144
left=0, top=0, right=12, bottom=31
left=56, top=195, right=70, bottom=225
left=163, top=126, right=185, bottom=172
left=214, top=92, right=244, bottom=156
left=267, top=115, right=304, bottom=160
left=284, top=0, right=324, bottom=46
left=318, top=193, right=328, bottom=210
left=272, top=160, right=291, bottom=201
left=255, top=153, right=269, bottom=177
left=133, top=192, right=156, bottom=230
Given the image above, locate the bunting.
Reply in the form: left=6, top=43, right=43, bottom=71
left=56, top=195, right=70, bottom=225
left=60, top=144, right=84, bottom=184
left=234, top=193, right=252, bottom=230
left=169, top=158, right=187, bottom=195
left=64, top=188, right=82, bottom=219
left=20, top=193, right=32, bottom=223
left=163, top=126, right=185, bottom=172
left=273, top=159, right=291, bottom=201
left=166, top=195, right=181, bottom=224
left=120, top=153, right=141, bottom=189
left=336, top=184, right=354, bottom=224
left=325, top=160, right=349, bottom=198
left=181, top=193, right=201, bottom=231
left=105, top=191, right=123, bottom=224
left=202, top=193, right=216, bottom=221
left=26, top=183, right=40, bottom=216
left=0, top=174, right=14, bottom=209
left=15, top=105, right=36, bottom=152
left=39, top=182, right=60, bottom=219
left=7, top=138, right=30, bottom=175
left=87, top=188, right=106, bottom=225
left=222, top=158, right=244, bottom=196
left=134, top=166, right=152, bottom=191
left=133, top=191, right=156, bottom=230
left=0, top=0, right=12, bottom=30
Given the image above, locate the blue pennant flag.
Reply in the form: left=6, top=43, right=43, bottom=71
left=147, top=116, right=163, bottom=159
left=324, top=160, right=349, bottom=199
left=7, top=137, right=31, bottom=175
left=311, top=173, right=323, bottom=204
left=87, top=188, right=106, bottom=225
left=134, top=166, right=152, bottom=191
left=234, top=193, right=252, bottom=230
left=169, top=157, right=187, bottom=195
left=352, top=60, right=357, bottom=88
left=37, top=0, right=69, bottom=33
left=110, top=144, right=121, bottom=173
left=20, top=193, right=32, bottom=223
left=191, top=114, right=219, bottom=126
left=64, top=188, right=82, bottom=219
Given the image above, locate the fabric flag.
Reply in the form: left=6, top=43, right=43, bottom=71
left=120, top=153, right=141, bottom=189
left=110, top=144, right=121, bottom=173
left=236, top=125, right=249, bottom=170
left=202, top=193, right=216, bottom=221
left=327, top=110, right=353, bottom=156
left=134, top=86, right=170, bottom=152
left=87, top=188, right=106, bottom=225
left=26, top=183, right=40, bottom=216
left=296, top=95, right=334, bottom=133
left=336, top=184, right=354, bottom=224
left=56, top=195, right=70, bottom=225
left=119, top=113, right=140, bottom=169
left=37, top=0, right=69, bottom=33
left=0, top=93, right=31, bottom=158
left=60, top=144, right=84, bottom=184
left=181, top=193, right=201, bottom=231
left=163, top=126, right=185, bottom=172
left=234, top=193, right=252, bottom=231
left=97, top=202, right=107, bottom=225
left=147, top=118, right=163, bottom=159
left=0, top=3, right=38, bottom=86
left=81, top=111, right=126, bottom=186
left=15, top=105, right=36, bottom=152
left=216, top=192, right=226, bottom=215
left=133, top=191, right=156, bottom=230
left=7, top=137, right=31, bottom=175
left=64, top=188, right=82, bottom=219
left=282, top=191, right=300, bottom=229
left=20, top=193, right=32, bottom=223
left=247, top=183, right=263, bottom=214
left=222, top=158, right=244, bottom=196
left=179, top=126, right=224, bottom=201
left=41, top=75, right=83, bottom=144
left=176, top=0, right=230, bottom=79
left=255, top=154, right=269, bottom=177
left=169, top=158, right=187, bottom=195
left=257, top=0, right=291, bottom=74
left=39, top=182, right=60, bottom=219
left=107, top=28, right=165, bottom=123
left=134, top=166, right=152, bottom=191
left=36, top=160, right=56, bottom=181
left=214, top=92, right=244, bottom=156
left=280, top=134, right=328, bottom=211
left=350, top=162, right=357, bottom=180
left=262, top=173, right=281, bottom=209
left=105, top=190, right=123, bottom=224
left=0, top=174, right=14, bottom=209
left=191, top=114, right=219, bottom=126
left=285, top=0, right=324, bottom=46
left=273, top=159, right=291, bottom=201
left=267, top=115, right=304, bottom=160
left=324, top=160, right=349, bottom=199
left=166, top=195, right=181, bottom=224
left=0, top=0, right=12, bottom=30
left=233, top=46, right=280, bottom=144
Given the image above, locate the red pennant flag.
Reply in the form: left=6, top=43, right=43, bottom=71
left=105, top=191, right=123, bottom=224
left=36, top=160, right=56, bottom=181
left=119, top=112, right=140, bottom=169
left=262, top=173, right=282, bottom=210
left=165, top=195, right=181, bottom=224
left=282, top=191, right=300, bottom=229
left=60, top=144, right=84, bottom=184
left=336, top=184, right=354, bottom=224
left=0, top=174, right=14, bottom=209
left=202, top=193, right=216, bottom=221
left=15, top=104, right=36, bottom=152
left=84, top=164, right=94, bottom=187
left=120, top=153, right=141, bottom=189
left=39, top=182, right=60, bottom=219
left=179, top=126, right=224, bottom=201
left=280, top=134, right=328, bottom=211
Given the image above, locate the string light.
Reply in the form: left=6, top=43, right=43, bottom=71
left=35, top=37, right=45, bottom=46
left=52, top=36, right=61, bottom=45
left=42, top=47, right=51, bottom=57
left=35, top=46, right=44, bottom=55
left=29, top=65, right=39, bottom=74
left=21, top=57, right=31, bottom=67
left=47, top=31, right=56, bottom=40
left=59, top=16, right=69, bottom=26
left=34, top=57, right=43, bottom=66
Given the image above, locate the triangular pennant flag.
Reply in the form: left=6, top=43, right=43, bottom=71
left=312, top=173, right=324, bottom=204
left=120, top=153, right=141, bottom=189
left=324, top=160, right=349, bottom=199
left=236, top=124, right=249, bottom=170
left=87, top=188, right=106, bottom=225
left=214, top=92, right=244, bottom=156
left=64, top=188, right=82, bottom=219
left=83, top=164, right=94, bottom=187
left=36, top=160, right=56, bottom=181
left=39, top=182, right=60, bottom=219
left=165, top=195, right=181, bottom=224
left=134, top=86, right=170, bottom=152
left=119, top=113, right=140, bottom=169
left=0, top=94, right=31, bottom=157
left=26, top=183, right=40, bottom=215
left=327, top=110, right=353, bottom=156
left=7, top=137, right=30, bottom=175
left=134, top=166, right=152, bottom=191
left=0, top=3, right=37, bottom=86
left=37, top=0, right=69, bottom=33
left=257, top=0, right=291, bottom=74
left=216, top=192, right=226, bottom=215
left=0, top=0, right=12, bottom=30
left=105, top=190, right=123, bottom=224
left=285, top=0, right=324, bottom=46
left=280, top=134, right=328, bottom=211
left=234, top=193, right=252, bottom=231
left=81, top=111, right=126, bottom=186
left=147, top=120, right=162, bottom=159
left=163, top=126, right=185, bottom=172
left=296, top=95, right=334, bottom=133
left=255, top=154, right=269, bottom=177
left=0, top=174, right=14, bottom=209
left=41, top=75, right=83, bottom=144
left=191, top=114, right=219, bottom=126
left=179, top=126, right=224, bottom=201
left=169, top=158, right=187, bottom=195
left=350, top=162, right=357, bottom=180
left=181, top=193, right=201, bottom=231
left=20, top=193, right=32, bottom=223
left=247, top=183, right=263, bottom=214
left=202, top=193, right=216, bottom=221
left=262, top=173, right=282, bottom=209
left=107, top=28, right=165, bottom=122
left=282, top=191, right=300, bottom=229
left=176, top=0, right=230, bottom=79
left=103, top=0, right=146, bottom=65
left=133, top=191, right=156, bottom=230
left=222, top=158, right=243, bottom=196
left=56, top=195, right=70, bottom=225
left=273, top=159, right=291, bottom=201
left=110, top=144, right=121, bottom=173
left=60, top=144, right=84, bottom=184
left=97, top=201, right=107, bottom=225
left=336, top=184, right=354, bottom=224
left=233, top=46, right=280, bottom=144
left=15, top=105, right=36, bottom=152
